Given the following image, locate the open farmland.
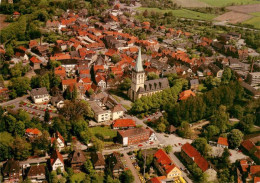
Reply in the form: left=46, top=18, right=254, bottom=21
left=214, top=11, right=253, bottom=23
left=243, top=12, right=260, bottom=29
left=198, top=0, right=260, bottom=7
left=172, top=0, right=210, bottom=7
left=226, top=4, right=260, bottom=13
left=137, top=7, right=216, bottom=20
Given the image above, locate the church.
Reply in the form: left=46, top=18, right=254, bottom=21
left=128, top=49, right=169, bottom=101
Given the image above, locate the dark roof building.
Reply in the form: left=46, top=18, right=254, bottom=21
left=106, top=152, right=124, bottom=175
left=2, top=159, right=21, bottom=182
left=27, top=164, right=46, bottom=182
left=69, top=149, right=86, bottom=171
left=91, top=152, right=106, bottom=172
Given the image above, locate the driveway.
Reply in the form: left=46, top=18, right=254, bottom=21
left=123, top=153, right=141, bottom=183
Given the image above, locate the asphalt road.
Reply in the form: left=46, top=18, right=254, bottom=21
left=123, top=153, right=141, bottom=183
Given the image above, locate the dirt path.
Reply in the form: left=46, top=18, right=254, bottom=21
left=0, top=14, right=10, bottom=30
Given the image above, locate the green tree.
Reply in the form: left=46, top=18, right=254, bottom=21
left=44, top=109, right=50, bottom=122
left=192, top=138, right=211, bottom=156
left=12, top=136, right=32, bottom=160
left=147, top=72, right=159, bottom=80
left=0, top=132, right=14, bottom=161
left=204, top=125, right=220, bottom=140
left=164, top=145, right=173, bottom=154
left=111, top=54, right=121, bottom=63
left=204, top=76, right=221, bottom=89
left=119, top=170, right=134, bottom=183
left=228, top=129, right=244, bottom=148
left=221, top=68, right=233, bottom=84
left=211, top=105, right=229, bottom=133
left=239, top=114, right=255, bottom=132
left=83, top=159, right=94, bottom=175
left=177, top=121, right=192, bottom=138
left=91, top=136, right=104, bottom=152
left=157, top=123, right=166, bottom=132
left=118, top=77, right=131, bottom=91
left=9, top=77, right=31, bottom=97
left=59, top=100, right=94, bottom=120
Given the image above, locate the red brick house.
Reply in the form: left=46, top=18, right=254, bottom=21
left=117, top=127, right=155, bottom=146
left=181, top=143, right=209, bottom=172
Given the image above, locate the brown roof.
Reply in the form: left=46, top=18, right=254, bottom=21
left=50, top=150, right=64, bottom=166
left=118, top=127, right=150, bottom=138
left=241, top=140, right=255, bottom=152
left=218, top=137, right=228, bottom=146
left=3, top=159, right=20, bottom=175
left=70, top=149, right=86, bottom=164
left=107, top=152, right=124, bottom=171
left=27, top=165, right=46, bottom=177
left=91, top=152, right=105, bottom=167
left=251, top=165, right=260, bottom=175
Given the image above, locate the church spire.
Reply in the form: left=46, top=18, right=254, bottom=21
left=134, top=47, right=144, bottom=72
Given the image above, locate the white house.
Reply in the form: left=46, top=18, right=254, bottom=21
left=51, top=131, right=65, bottom=152
left=50, top=150, right=64, bottom=171
left=96, top=75, right=106, bottom=89
left=30, top=87, right=50, bottom=104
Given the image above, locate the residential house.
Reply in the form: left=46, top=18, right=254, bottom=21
left=60, top=59, right=78, bottom=75
left=54, top=66, right=66, bottom=78
left=168, top=125, right=177, bottom=134
left=208, top=63, right=223, bottom=78
left=240, top=81, right=260, bottom=99
left=248, top=72, right=260, bottom=89
left=51, top=131, right=65, bottom=151
left=30, top=87, right=50, bottom=104
left=69, top=149, right=86, bottom=172
left=25, top=128, right=42, bottom=138
left=179, top=90, right=196, bottom=101
left=30, top=56, right=42, bottom=70
left=95, top=75, right=106, bottom=89
left=190, top=79, right=199, bottom=91
left=27, top=164, right=46, bottom=183
left=154, top=149, right=182, bottom=179
left=0, top=87, right=9, bottom=102
left=31, top=45, right=49, bottom=57
left=2, top=159, right=22, bottom=182
left=51, top=95, right=64, bottom=109
left=62, top=78, right=77, bottom=91
left=217, top=137, right=229, bottom=148
left=117, top=127, right=155, bottom=146
left=91, top=152, right=106, bottom=172
left=50, top=150, right=64, bottom=171
left=89, top=95, right=124, bottom=122
left=112, top=119, right=136, bottom=129
left=181, top=143, right=209, bottom=172
left=106, top=152, right=124, bottom=176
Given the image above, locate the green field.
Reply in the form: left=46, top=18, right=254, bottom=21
left=89, top=126, right=117, bottom=138
left=198, top=0, right=260, bottom=7
left=243, top=12, right=260, bottom=29
left=137, top=7, right=216, bottom=20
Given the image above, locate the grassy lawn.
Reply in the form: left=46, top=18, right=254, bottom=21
left=198, top=84, right=207, bottom=92
left=198, top=0, right=260, bottom=7
left=136, top=7, right=216, bottom=20
left=243, top=12, right=260, bottom=29
left=89, top=126, right=117, bottom=139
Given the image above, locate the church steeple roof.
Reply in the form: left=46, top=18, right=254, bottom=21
left=134, top=48, right=144, bottom=72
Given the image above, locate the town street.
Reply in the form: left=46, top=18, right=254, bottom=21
left=123, top=153, right=141, bottom=183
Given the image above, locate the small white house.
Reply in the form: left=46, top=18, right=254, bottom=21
left=50, top=150, right=64, bottom=171
left=96, top=75, right=106, bottom=89
left=30, top=87, right=50, bottom=104
left=51, top=131, right=65, bottom=152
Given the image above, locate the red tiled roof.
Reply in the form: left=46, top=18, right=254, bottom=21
left=179, top=90, right=196, bottom=101
left=241, top=140, right=255, bottom=152
left=95, top=75, right=105, bottom=83
left=13, top=11, right=20, bottom=15
left=30, top=56, right=41, bottom=63
left=113, top=119, right=136, bottom=128
left=81, top=77, right=92, bottom=83
left=29, top=40, right=38, bottom=48
left=240, top=160, right=249, bottom=172
left=50, top=53, right=71, bottom=60
left=218, top=137, right=228, bottom=146
left=50, top=150, right=64, bottom=166
left=182, top=143, right=209, bottom=172
left=150, top=176, right=167, bottom=183
left=154, top=149, right=177, bottom=174
left=25, top=128, right=41, bottom=135
left=254, top=177, right=260, bottom=183
left=251, top=165, right=260, bottom=175
left=62, top=79, right=77, bottom=85
left=94, top=65, right=104, bottom=72
left=54, top=66, right=66, bottom=77
left=79, top=69, right=90, bottom=75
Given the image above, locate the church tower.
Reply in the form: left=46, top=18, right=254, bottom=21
left=128, top=48, right=145, bottom=101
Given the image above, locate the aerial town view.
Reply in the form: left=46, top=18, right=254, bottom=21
left=0, top=0, right=259, bottom=182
